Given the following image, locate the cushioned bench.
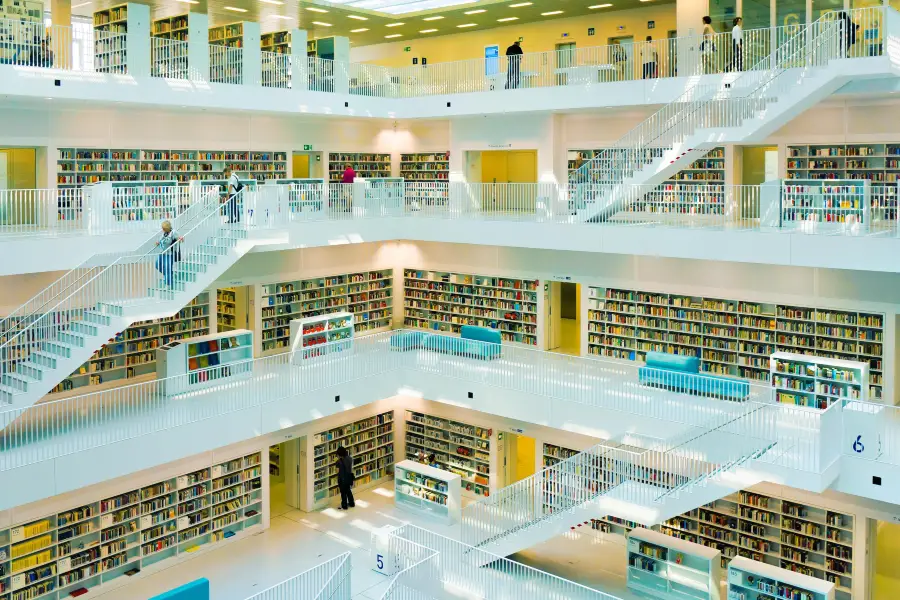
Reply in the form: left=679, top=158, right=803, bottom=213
left=150, top=579, right=210, bottom=600
left=638, top=351, right=750, bottom=402
left=390, top=326, right=501, bottom=360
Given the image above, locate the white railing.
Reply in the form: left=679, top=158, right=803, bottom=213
left=0, top=188, right=84, bottom=234
left=151, top=37, right=189, bottom=80
left=210, top=44, right=243, bottom=84
left=385, top=525, right=623, bottom=599
left=0, top=18, right=95, bottom=71
left=94, top=31, right=127, bottom=74
left=308, top=56, right=336, bottom=93
left=261, top=50, right=290, bottom=89
left=244, top=552, right=351, bottom=600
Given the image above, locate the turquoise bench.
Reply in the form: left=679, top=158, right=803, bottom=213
left=150, top=579, right=210, bottom=600
left=390, top=326, right=502, bottom=360
left=638, top=351, right=749, bottom=402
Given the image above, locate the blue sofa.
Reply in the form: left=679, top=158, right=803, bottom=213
left=638, top=351, right=750, bottom=401
left=150, top=579, right=210, bottom=600
left=390, top=326, right=502, bottom=360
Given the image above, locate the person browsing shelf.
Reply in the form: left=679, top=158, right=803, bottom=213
left=155, top=220, right=183, bottom=289
left=223, top=166, right=243, bottom=223
left=336, top=446, right=356, bottom=510
left=341, top=163, right=356, bottom=183
left=427, top=453, right=440, bottom=469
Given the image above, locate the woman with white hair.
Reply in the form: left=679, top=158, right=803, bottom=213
left=155, top=220, right=183, bottom=288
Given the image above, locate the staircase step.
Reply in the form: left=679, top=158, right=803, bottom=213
left=58, top=331, right=87, bottom=347
left=41, top=340, right=76, bottom=358
left=68, top=321, right=99, bottom=336
left=97, top=302, right=125, bottom=317
left=2, top=372, right=36, bottom=392
left=81, top=310, right=112, bottom=326
left=30, top=351, right=58, bottom=369
left=15, top=361, right=44, bottom=381
left=174, top=261, right=209, bottom=274
left=0, top=383, right=21, bottom=404
left=197, top=244, right=229, bottom=256
left=149, top=287, right=178, bottom=300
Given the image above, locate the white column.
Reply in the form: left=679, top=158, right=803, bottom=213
left=677, top=0, right=709, bottom=75
left=290, top=28, right=308, bottom=91
left=126, top=3, right=151, bottom=78
left=187, top=13, right=209, bottom=82
left=332, top=36, right=350, bottom=95
left=242, top=21, right=262, bottom=86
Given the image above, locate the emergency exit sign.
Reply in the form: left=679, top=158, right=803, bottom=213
left=303, top=144, right=313, bottom=151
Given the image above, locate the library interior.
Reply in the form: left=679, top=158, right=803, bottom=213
left=3, top=0, right=900, bottom=599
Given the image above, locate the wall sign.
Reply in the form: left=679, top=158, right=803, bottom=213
left=648, top=20, right=655, bottom=29
left=413, top=57, right=418, bottom=64
left=552, top=275, right=573, bottom=281
left=588, top=27, right=595, bottom=36
left=303, top=144, right=313, bottom=151
left=487, top=143, right=512, bottom=148
left=485, top=44, right=500, bottom=77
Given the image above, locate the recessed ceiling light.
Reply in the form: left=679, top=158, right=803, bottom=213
left=509, top=2, right=532, bottom=6
left=305, top=6, right=328, bottom=11
left=541, top=10, right=563, bottom=15
left=385, top=33, right=402, bottom=38
left=497, top=16, right=518, bottom=21
left=464, top=9, right=486, bottom=13
left=71, top=1, right=91, bottom=7
left=312, top=21, right=332, bottom=26
left=423, top=16, right=444, bottom=20
left=420, top=28, right=438, bottom=32
left=348, top=15, right=367, bottom=20
left=259, top=0, right=283, bottom=4
left=350, top=28, right=369, bottom=32
left=174, top=0, right=198, bottom=4
left=272, top=14, right=292, bottom=19
left=224, top=6, right=247, bottom=12
left=386, top=22, right=405, bottom=27
left=589, top=3, right=612, bottom=7
left=457, top=23, right=477, bottom=27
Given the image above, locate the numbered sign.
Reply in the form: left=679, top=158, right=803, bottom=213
left=844, top=402, right=884, bottom=460
left=370, top=525, right=398, bottom=576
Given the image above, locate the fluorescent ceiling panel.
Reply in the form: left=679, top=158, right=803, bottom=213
left=324, top=0, right=480, bottom=15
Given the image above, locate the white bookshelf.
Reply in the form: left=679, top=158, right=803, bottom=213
left=770, top=352, right=869, bottom=409
left=56, top=148, right=287, bottom=188
left=86, top=181, right=179, bottom=227
left=157, top=329, right=253, bottom=395
left=781, top=180, right=871, bottom=231
left=216, top=288, right=237, bottom=332
left=542, top=442, right=578, bottom=468
left=289, top=312, right=353, bottom=362
left=394, top=460, right=461, bottom=524
left=208, top=21, right=261, bottom=85
left=403, top=269, right=539, bottom=346
left=0, top=0, right=43, bottom=64
left=49, top=293, right=211, bottom=396
left=727, top=556, right=835, bottom=600
left=328, top=153, right=391, bottom=181
left=93, top=3, right=150, bottom=76
left=787, top=143, right=900, bottom=224
left=0, top=451, right=262, bottom=600
left=260, top=269, right=393, bottom=355
left=404, top=410, right=492, bottom=498
left=627, top=528, right=721, bottom=600
left=309, top=411, right=394, bottom=509
left=585, top=286, right=885, bottom=401
left=400, top=153, right=449, bottom=182
left=151, top=13, right=208, bottom=79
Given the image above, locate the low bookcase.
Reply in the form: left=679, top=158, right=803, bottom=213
left=289, top=312, right=353, bottom=363
left=157, top=330, right=253, bottom=395
left=394, top=460, right=461, bottom=524
left=627, top=528, right=721, bottom=600
left=727, top=556, right=835, bottom=600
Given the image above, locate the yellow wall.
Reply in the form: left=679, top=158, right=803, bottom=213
left=875, top=521, right=900, bottom=599
left=0, top=148, right=36, bottom=189
left=514, top=434, right=536, bottom=482
left=350, top=4, right=677, bottom=67
left=741, top=146, right=777, bottom=185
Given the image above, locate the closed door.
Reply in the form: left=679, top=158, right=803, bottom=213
left=292, top=153, right=310, bottom=178
left=481, top=150, right=509, bottom=183
left=507, top=150, right=537, bottom=183
left=556, top=41, right=576, bottom=68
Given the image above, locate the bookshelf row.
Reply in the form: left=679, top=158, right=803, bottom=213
left=586, top=286, right=885, bottom=400
left=593, top=488, right=855, bottom=599
left=217, top=288, right=237, bottom=333
left=312, top=411, right=394, bottom=506
left=399, top=153, right=449, bottom=182
left=0, top=0, right=42, bottom=64
left=49, top=293, right=211, bottom=396
left=56, top=148, right=288, bottom=188
left=260, top=269, right=393, bottom=354
left=404, top=409, right=492, bottom=498
left=786, top=144, right=900, bottom=220
left=403, top=269, right=540, bottom=346
left=0, top=451, right=262, bottom=600
left=328, top=153, right=391, bottom=181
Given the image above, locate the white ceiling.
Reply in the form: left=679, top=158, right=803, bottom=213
left=73, top=0, right=674, bottom=48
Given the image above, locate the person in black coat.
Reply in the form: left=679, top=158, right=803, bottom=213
left=505, top=40, right=523, bottom=89
left=335, top=446, right=355, bottom=510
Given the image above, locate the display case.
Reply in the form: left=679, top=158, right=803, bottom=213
left=627, top=528, right=721, bottom=600
left=157, top=329, right=253, bottom=395
left=288, top=312, right=353, bottom=362
left=770, top=352, right=869, bottom=408
left=394, top=460, right=461, bottom=524
left=727, top=556, right=835, bottom=600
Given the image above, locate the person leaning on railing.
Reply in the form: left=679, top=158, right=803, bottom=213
left=155, top=220, right=183, bottom=289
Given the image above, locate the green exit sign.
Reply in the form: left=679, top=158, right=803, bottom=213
left=404, top=46, right=411, bottom=52
left=303, top=144, right=313, bottom=151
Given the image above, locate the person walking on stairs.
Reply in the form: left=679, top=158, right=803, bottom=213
left=336, top=446, right=356, bottom=510
left=155, top=220, right=182, bottom=289
left=224, top=166, right=243, bottom=223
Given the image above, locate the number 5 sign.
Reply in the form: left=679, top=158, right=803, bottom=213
left=371, top=525, right=399, bottom=576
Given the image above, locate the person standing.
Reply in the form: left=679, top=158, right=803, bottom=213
left=335, top=446, right=355, bottom=509
left=155, top=220, right=182, bottom=289
left=642, top=36, right=658, bottom=79
left=505, top=40, right=523, bottom=89
left=731, top=17, right=743, bottom=71
left=223, top=166, right=243, bottom=223
left=701, top=16, right=717, bottom=74
left=340, top=164, right=355, bottom=212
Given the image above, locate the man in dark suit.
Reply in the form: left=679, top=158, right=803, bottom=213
left=506, top=40, right=523, bottom=89
left=336, top=446, right=356, bottom=510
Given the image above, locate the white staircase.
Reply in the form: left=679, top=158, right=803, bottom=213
left=462, top=435, right=775, bottom=560
left=0, top=190, right=257, bottom=411
left=572, top=7, right=898, bottom=222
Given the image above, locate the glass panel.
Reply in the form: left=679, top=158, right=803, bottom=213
left=743, top=0, right=772, bottom=29
left=710, top=0, right=739, bottom=31
left=777, top=0, right=808, bottom=27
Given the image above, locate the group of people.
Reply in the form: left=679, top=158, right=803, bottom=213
left=0, top=37, right=54, bottom=67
